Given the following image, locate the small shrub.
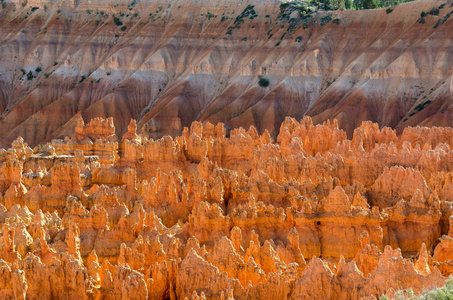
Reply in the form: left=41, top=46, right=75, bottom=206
left=404, top=277, right=453, bottom=299
left=120, top=25, right=127, bottom=31
left=31, top=7, right=39, bottom=12
left=57, top=9, right=61, bottom=13
left=21, top=69, right=26, bottom=75
left=27, top=71, right=33, bottom=80
left=44, top=73, right=49, bottom=78
left=421, top=11, right=426, bottom=17
left=113, top=16, right=123, bottom=26
left=332, top=17, right=340, bottom=24
left=206, top=12, right=215, bottom=19
left=433, top=19, right=442, bottom=28
left=258, top=75, right=270, bottom=87
left=386, top=7, right=393, bottom=13
left=320, top=15, right=332, bottom=26
left=280, top=2, right=290, bottom=9
left=428, top=7, right=439, bottom=15
left=35, top=67, right=42, bottom=72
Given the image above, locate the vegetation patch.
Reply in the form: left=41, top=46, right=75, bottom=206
left=414, top=100, right=432, bottom=112
left=113, top=16, right=123, bottom=26
left=258, top=75, right=270, bottom=87
left=274, top=0, right=422, bottom=11
left=428, top=7, right=440, bottom=15
left=279, top=1, right=316, bottom=21
left=433, top=10, right=452, bottom=28
left=226, top=5, right=258, bottom=35
left=127, top=0, right=137, bottom=11
left=381, top=277, right=453, bottom=299
left=418, top=12, right=426, bottom=24
left=206, top=12, right=216, bottom=20
left=320, top=14, right=332, bottom=26
left=408, top=100, right=432, bottom=117
left=272, top=1, right=317, bottom=41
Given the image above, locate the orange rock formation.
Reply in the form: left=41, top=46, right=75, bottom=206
left=1, top=116, right=453, bottom=299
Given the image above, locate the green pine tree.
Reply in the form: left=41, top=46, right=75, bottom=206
left=363, top=0, right=377, bottom=9
left=345, top=0, right=353, bottom=9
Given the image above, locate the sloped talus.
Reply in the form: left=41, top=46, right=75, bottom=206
left=1, top=0, right=453, bottom=146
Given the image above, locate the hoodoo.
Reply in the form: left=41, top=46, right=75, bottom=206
left=0, top=116, right=451, bottom=298
left=2, top=0, right=453, bottom=298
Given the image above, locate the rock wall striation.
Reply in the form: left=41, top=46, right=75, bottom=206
left=1, top=0, right=453, bottom=146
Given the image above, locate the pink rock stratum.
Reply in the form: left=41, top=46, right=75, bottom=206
left=1, top=0, right=453, bottom=147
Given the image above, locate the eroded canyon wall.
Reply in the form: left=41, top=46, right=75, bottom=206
left=1, top=0, right=453, bottom=147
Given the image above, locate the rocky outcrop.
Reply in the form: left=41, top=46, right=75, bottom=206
left=1, top=116, right=453, bottom=298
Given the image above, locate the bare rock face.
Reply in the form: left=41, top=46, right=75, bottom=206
left=0, top=116, right=453, bottom=298
left=1, top=0, right=453, bottom=148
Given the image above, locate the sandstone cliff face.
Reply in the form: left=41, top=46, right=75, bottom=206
left=1, top=116, right=453, bottom=299
left=0, top=0, right=453, bottom=147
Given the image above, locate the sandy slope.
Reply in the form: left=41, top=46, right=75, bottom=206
left=0, top=0, right=452, bottom=146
